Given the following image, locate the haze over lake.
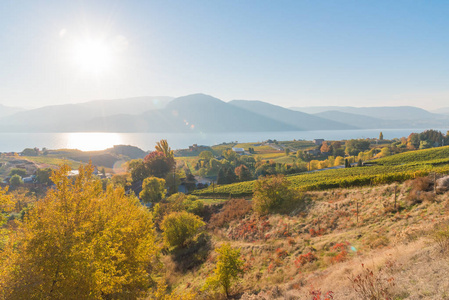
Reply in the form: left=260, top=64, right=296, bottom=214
left=2, top=128, right=446, bottom=153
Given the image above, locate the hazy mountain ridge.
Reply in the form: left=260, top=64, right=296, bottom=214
left=0, top=104, right=25, bottom=118
left=0, top=96, right=174, bottom=132
left=229, top=100, right=356, bottom=130
left=87, top=94, right=302, bottom=132
left=1, top=95, right=449, bottom=132
left=291, top=105, right=442, bottom=120
left=432, top=107, right=449, bottom=115
left=292, top=105, right=449, bottom=129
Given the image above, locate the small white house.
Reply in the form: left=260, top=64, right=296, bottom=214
left=232, top=147, right=245, bottom=154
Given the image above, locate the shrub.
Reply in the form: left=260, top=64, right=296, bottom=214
left=8, top=168, right=26, bottom=177
left=161, top=211, right=205, bottom=248
left=149, top=278, right=197, bottom=300
left=165, top=193, right=205, bottom=216
left=140, top=177, right=166, bottom=204
left=203, top=243, right=244, bottom=298
left=209, top=198, right=252, bottom=228
left=433, top=224, right=449, bottom=252
left=252, top=175, right=297, bottom=214
left=349, top=264, right=395, bottom=300
left=9, top=174, right=23, bottom=187
left=405, top=177, right=435, bottom=205
left=412, top=177, right=432, bottom=192
left=295, top=252, right=317, bottom=268
left=309, top=289, right=334, bottom=300
left=331, top=242, right=349, bottom=264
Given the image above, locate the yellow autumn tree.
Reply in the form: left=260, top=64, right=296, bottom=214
left=0, top=186, right=13, bottom=223
left=0, top=164, right=158, bottom=300
left=155, top=139, right=174, bottom=159
left=203, top=243, right=244, bottom=298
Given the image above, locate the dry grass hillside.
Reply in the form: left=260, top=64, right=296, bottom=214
left=163, top=176, right=449, bottom=299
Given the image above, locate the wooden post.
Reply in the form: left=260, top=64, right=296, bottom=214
left=434, top=172, right=437, bottom=194
left=394, top=185, right=397, bottom=210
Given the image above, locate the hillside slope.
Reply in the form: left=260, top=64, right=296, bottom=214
left=229, top=100, right=356, bottom=130
left=88, top=94, right=303, bottom=132
left=0, top=96, right=173, bottom=132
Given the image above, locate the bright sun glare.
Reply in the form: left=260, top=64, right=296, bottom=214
left=71, top=39, right=114, bottom=73
left=66, top=132, right=122, bottom=151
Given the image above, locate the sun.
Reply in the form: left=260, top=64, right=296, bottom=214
left=71, top=39, right=114, bottom=74
left=66, top=132, right=122, bottom=151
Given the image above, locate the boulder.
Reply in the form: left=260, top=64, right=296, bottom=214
left=436, top=175, right=449, bottom=193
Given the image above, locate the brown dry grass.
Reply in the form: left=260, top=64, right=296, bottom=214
left=164, top=176, right=449, bottom=299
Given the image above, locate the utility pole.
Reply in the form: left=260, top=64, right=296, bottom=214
left=173, top=165, right=176, bottom=194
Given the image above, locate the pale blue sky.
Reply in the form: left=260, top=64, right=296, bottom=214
left=1, top=0, right=448, bottom=109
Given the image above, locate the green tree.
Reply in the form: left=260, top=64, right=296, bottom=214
left=379, top=131, right=384, bottom=141
left=345, top=139, right=371, bottom=156
left=234, top=165, right=252, bottom=182
left=35, top=168, right=53, bottom=185
left=419, top=140, right=431, bottom=149
left=111, top=173, right=131, bottom=188
left=140, top=177, right=166, bottom=204
left=225, top=167, right=237, bottom=184
left=222, top=149, right=238, bottom=162
left=160, top=211, right=205, bottom=248
left=252, top=175, right=295, bottom=214
left=199, top=150, right=213, bottom=161
left=407, top=133, right=420, bottom=149
left=165, top=193, right=204, bottom=216
left=284, top=148, right=290, bottom=156
left=165, top=168, right=183, bottom=195
left=144, top=152, right=175, bottom=179
left=0, top=164, right=157, bottom=299
left=127, top=159, right=150, bottom=183
left=9, top=174, right=23, bottom=187
left=377, top=147, right=391, bottom=158
left=203, top=243, right=244, bottom=298
left=21, top=148, right=38, bottom=156
left=9, top=168, right=26, bottom=178
left=217, top=168, right=226, bottom=184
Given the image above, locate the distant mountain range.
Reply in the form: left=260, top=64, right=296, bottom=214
left=0, top=95, right=448, bottom=132
left=432, top=107, right=449, bottom=115
left=291, top=106, right=449, bottom=129
left=0, top=104, right=24, bottom=118
left=86, top=94, right=352, bottom=132
left=0, top=96, right=173, bottom=132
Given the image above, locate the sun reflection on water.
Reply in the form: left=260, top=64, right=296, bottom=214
left=65, top=132, right=123, bottom=151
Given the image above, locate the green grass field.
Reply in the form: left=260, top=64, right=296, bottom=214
left=20, top=156, right=82, bottom=169
left=193, top=146, right=449, bottom=197
left=371, top=146, right=449, bottom=165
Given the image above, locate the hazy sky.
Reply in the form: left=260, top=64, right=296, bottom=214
left=1, top=0, right=449, bottom=109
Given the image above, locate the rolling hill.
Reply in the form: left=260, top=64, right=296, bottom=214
left=87, top=94, right=302, bottom=132
left=292, top=105, right=449, bottom=128
left=2, top=95, right=449, bottom=132
left=0, top=104, right=25, bottom=118
left=291, top=105, right=441, bottom=120
left=0, top=96, right=173, bottom=132
left=229, top=100, right=356, bottom=130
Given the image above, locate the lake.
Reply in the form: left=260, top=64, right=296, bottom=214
left=0, top=128, right=447, bottom=152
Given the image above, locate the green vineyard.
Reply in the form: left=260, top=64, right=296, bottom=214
left=193, top=146, right=449, bottom=197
